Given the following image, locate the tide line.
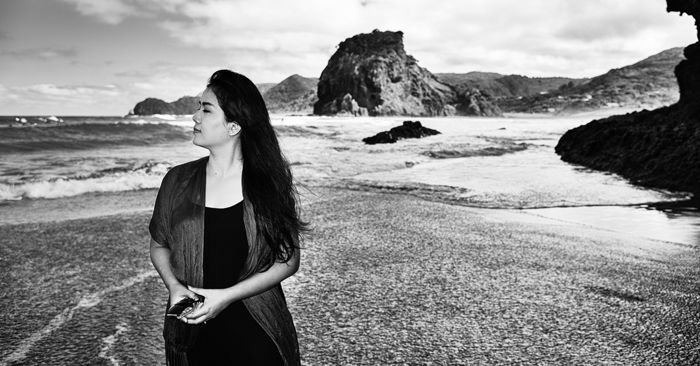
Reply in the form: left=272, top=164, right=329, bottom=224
left=0, top=270, right=158, bottom=366
left=98, top=322, right=130, bottom=366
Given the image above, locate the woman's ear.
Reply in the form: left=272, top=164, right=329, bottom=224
left=227, top=122, right=241, bottom=136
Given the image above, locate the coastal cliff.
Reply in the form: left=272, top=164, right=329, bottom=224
left=555, top=1, right=700, bottom=195
left=314, top=30, right=501, bottom=117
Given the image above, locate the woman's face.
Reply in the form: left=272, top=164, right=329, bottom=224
left=192, top=87, right=237, bottom=148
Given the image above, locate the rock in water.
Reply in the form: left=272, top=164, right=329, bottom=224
left=555, top=1, right=700, bottom=195
left=362, top=121, right=440, bottom=144
left=314, top=30, right=501, bottom=117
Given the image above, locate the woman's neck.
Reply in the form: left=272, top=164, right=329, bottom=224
left=207, top=143, right=243, bottom=178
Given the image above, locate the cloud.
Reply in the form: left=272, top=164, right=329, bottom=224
left=58, top=0, right=191, bottom=24
left=553, top=2, right=671, bottom=42
left=0, top=83, right=127, bottom=115
left=0, top=47, right=78, bottom=60
left=0, top=83, right=121, bottom=105
left=60, top=0, right=140, bottom=24
left=57, top=0, right=699, bottom=80
left=19, top=83, right=121, bottom=98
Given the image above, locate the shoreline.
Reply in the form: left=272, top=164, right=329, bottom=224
left=2, top=180, right=697, bottom=223
left=1, top=182, right=698, bottom=247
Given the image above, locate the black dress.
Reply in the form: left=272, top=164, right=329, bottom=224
left=187, top=200, right=284, bottom=365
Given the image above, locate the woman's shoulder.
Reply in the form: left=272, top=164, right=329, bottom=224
left=170, top=156, right=207, bottom=174
left=161, top=156, right=208, bottom=184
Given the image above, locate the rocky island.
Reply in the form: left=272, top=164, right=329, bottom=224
left=313, top=30, right=501, bottom=117
left=129, top=96, right=198, bottom=115
left=555, top=0, right=700, bottom=196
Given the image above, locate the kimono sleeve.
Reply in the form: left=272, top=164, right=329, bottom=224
left=149, top=168, right=176, bottom=249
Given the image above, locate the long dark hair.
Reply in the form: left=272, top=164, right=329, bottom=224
left=207, top=69, right=308, bottom=270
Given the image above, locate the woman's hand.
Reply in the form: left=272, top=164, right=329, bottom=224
left=168, top=283, right=199, bottom=317
left=180, top=285, right=234, bottom=324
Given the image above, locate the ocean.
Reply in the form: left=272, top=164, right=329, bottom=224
left=0, top=113, right=698, bottom=244
left=2, top=112, right=699, bottom=365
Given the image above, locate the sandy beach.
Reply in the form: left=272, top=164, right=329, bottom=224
left=1, top=186, right=698, bottom=365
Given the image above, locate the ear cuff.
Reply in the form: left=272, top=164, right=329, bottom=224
left=227, top=123, right=241, bottom=136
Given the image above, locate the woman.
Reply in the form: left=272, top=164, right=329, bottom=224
left=149, top=70, right=308, bottom=365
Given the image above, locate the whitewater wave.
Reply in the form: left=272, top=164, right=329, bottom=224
left=0, top=161, right=171, bottom=201
left=273, top=125, right=343, bottom=139
left=421, top=143, right=530, bottom=159
left=0, top=122, right=192, bottom=153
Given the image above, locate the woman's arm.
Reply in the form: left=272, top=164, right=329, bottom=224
left=182, top=250, right=300, bottom=324
left=150, top=238, right=198, bottom=307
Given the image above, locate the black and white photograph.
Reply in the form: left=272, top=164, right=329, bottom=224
left=1, top=0, right=699, bottom=364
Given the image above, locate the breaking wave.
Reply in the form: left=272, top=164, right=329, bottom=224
left=0, top=161, right=171, bottom=201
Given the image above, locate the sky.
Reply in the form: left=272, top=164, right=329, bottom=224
left=0, top=0, right=696, bottom=115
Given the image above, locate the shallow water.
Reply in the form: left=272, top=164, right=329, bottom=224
left=523, top=203, right=700, bottom=246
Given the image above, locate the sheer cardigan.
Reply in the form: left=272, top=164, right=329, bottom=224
left=149, top=156, right=300, bottom=366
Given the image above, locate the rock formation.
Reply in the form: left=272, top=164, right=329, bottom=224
left=362, top=120, right=440, bottom=144
left=555, top=1, right=700, bottom=195
left=314, top=30, right=501, bottom=117
left=131, top=96, right=198, bottom=115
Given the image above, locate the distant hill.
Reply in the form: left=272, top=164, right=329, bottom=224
left=131, top=47, right=683, bottom=117
left=130, top=96, right=197, bottom=115
left=435, top=72, right=588, bottom=99
left=500, top=47, right=684, bottom=113
left=262, top=74, right=318, bottom=113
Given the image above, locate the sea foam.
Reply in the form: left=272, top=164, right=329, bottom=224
left=0, top=162, right=170, bottom=201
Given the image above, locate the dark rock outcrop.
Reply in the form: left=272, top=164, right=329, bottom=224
left=555, top=106, right=700, bottom=193
left=131, top=96, right=198, bottom=115
left=555, top=1, right=700, bottom=195
left=362, top=121, right=440, bottom=144
left=262, top=74, right=319, bottom=113
left=314, top=30, right=501, bottom=117
left=667, top=0, right=700, bottom=108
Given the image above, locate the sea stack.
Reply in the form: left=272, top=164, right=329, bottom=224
left=314, top=30, right=501, bottom=117
left=555, top=0, right=700, bottom=195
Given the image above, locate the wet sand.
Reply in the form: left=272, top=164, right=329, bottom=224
left=1, top=187, right=698, bottom=365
